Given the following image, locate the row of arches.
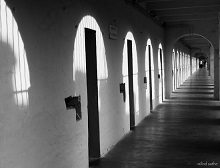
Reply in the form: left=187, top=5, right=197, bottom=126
left=172, top=49, right=191, bottom=91
left=72, top=15, right=165, bottom=159
left=0, top=0, right=166, bottom=162
left=73, top=15, right=165, bottom=119
left=172, top=49, right=199, bottom=91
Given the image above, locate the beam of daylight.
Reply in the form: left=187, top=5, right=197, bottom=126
left=145, top=39, right=155, bottom=101
left=73, top=15, right=108, bottom=81
left=0, top=0, right=30, bottom=107
left=172, top=49, right=176, bottom=91
left=158, top=43, right=164, bottom=103
left=122, top=32, right=139, bottom=115
left=73, top=15, right=108, bottom=111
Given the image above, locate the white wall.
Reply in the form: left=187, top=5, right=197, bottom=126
left=0, top=0, right=164, bottom=167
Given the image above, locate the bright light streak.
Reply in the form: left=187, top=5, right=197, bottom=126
left=1, top=0, right=30, bottom=106
left=73, top=15, right=108, bottom=81
left=172, top=49, right=175, bottom=91
left=158, top=43, right=164, bottom=103
left=73, top=15, right=108, bottom=113
left=122, top=32, right=139, bottom=115
left=145, top=39, right=155, bottom=100
left=176, top=51, right=179, bottom=87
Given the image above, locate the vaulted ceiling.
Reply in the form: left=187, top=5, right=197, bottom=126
left=178, top=35, right=210, bottom=51
left=135, top=0, right=219, bottom=24
left=129, top=0, right=219, bottom=57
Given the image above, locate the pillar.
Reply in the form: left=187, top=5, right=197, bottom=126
left=190, top=52, right=192, bottom=76
left=214, top=49, right=219, bottom=100
left=207, top=49, right=210, bottom=75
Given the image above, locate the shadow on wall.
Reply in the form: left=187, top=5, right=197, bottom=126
left=0, top=0, right=30, bottom=108
left=0, top=0, right=31, bottom=166
left=73, top=15, right=110, bottom=157
left=0, top=40, right=31, bottom=167
left=122, top=32, right=139, bottom=118
left=0, top=42, right=16, bottom=111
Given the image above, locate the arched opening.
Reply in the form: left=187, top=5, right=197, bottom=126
left=179, top=52, right=183, bottom=85
left=122, top=31, right=139, bottom=130
left=172, top=49, right=176, bottom=91
left=145, top=39, right=154, bottom=110
left=195, top=52, right=208, bottom=69
left=174, top=33, right=213, bottom=78
left=0, top=0, right=31, bottom=166
left=183, top=52, right=186, bottom=81
left=0, top=0, right=30, bottom=108
left=158, top=43, right=164, bottom=103
left=176, top=51, right=180, bottom=88
left=73, top=15, right=108, bottom=163
left=187, top=54, right=190, bottom=78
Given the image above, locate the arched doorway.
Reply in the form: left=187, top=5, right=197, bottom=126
left=145, top=39, right=154, bottom=110
left=122, top=31, right=139, bottom=130
left=73, top=15, right=108, bottom=163
left=158, top=43, right=164, bottom=102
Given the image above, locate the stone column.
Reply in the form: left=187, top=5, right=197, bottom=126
left=207, top=49, right=210, bottom=75
left=190, top=52, right=193, bottom=76
left=214, top=48, right=219, bottom=100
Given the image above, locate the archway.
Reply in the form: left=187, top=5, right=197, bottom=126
left=0, top=0, right=30, bottom=107
left=172, top=49, right=176, bottom=91
left=0, top=0, right=31, bottom=167
left=158, top=43, right=164, bottom=103
left=73, top=15, right=108, bottom=162
left=145, top=39, right=154, bottom=110
left=122, top=31, right=139, bottom=130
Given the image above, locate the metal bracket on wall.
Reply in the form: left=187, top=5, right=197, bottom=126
left=64, top=95, right=82, bottom=121
left=119, top=83, right=126, bottom=102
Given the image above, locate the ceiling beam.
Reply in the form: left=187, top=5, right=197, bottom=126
left=184, top=38, right=207, bottom=42
left=156, top=6, right=220, bottom=16
left=145, top=0, right=220, bottom=10
left=137, top=0, right=174, bottom=3
left=161, top=13, right=218, bottom=22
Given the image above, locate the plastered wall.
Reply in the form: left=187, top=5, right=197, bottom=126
left=0, top=0, right=164, bottom=167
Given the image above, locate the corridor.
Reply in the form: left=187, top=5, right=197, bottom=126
left=93, top=68, right=220, bottom=168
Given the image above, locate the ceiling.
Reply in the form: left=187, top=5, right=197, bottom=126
left=178, top=35, right=210, bottom=52
left=129, top=0, right=219, bottom=57
left=135, top=0, right=219, bottom=24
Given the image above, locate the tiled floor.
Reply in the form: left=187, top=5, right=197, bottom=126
left=91, top=68, right=220, bottom=168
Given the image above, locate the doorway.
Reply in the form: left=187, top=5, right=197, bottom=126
left=85, top=28, right=100, bottom=163
left=172, top=50, right=176, bottom=91
left=148, top=45, right=153, bottom=110
left=127, top=40, right=135, bottom=130
left=159, top=48, right=164, bottom=102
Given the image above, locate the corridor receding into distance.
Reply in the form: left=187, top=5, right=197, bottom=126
left=1, top=0, right=220, bottom=167
left=91, top=68, right=220, bottom=168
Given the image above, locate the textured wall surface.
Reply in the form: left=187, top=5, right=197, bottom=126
left=0, top=0, right=164, bottom=167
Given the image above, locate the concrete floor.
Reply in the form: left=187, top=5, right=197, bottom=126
left=91, top=68, right=220, bottom=168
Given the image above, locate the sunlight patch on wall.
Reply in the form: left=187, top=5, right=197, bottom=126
left=145, top=39, right=155, bottom=100
left=180, top=52, right=182, bottom=84
left=182, top=53, right=185, bottom=81
left=192, top=57, right=196, bottom=73
left=176, top=51, right=179, bottom=87
left=158, top=43, right=164, bottom=103
left=0, top=0, right=30, bottom=107
left=73, top=15, right=108, bottom=113
left=172, top=49, right=175, bottom=91
left=187, top=55, right=190, bottom=78
left=122, top=32, right=139, bottom=115
left=73, top=15, right=108, bottom=81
